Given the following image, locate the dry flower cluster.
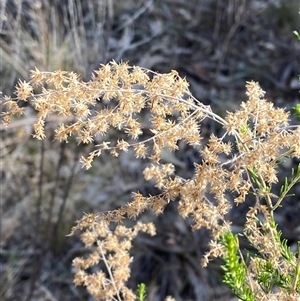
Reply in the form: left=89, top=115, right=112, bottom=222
left=69, top=213, right=155, bottom=301
left=2, top=61, right=300, bottom=300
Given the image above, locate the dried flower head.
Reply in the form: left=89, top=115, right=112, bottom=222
left=2, top=62, right=300, bottom=300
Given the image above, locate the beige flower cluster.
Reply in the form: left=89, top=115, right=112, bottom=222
left=2, top=61, right=300, bottom=300
left=69, top=213, right=155, bottom=301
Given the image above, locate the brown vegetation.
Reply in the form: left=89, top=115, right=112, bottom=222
left=1, top=1, right=300, bottom=301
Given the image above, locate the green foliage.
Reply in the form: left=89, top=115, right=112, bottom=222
left=220, top=232, right=255, bottom=301
left=221, top=219, right=300, bottom=299
left=275, top=164, right=300, bottom=210
left=293, top=104, right=300, bottom=121
left=255, top=220, right=299, bottom=294
left=293, top=30, right=300, bottom=41
left=256, top=259, right=291, bottom=293
left=136, top=283, right=147, bottom=301
left=220, top=187, right=300, bottom=300
left=293, top=29, right=300, bottom=121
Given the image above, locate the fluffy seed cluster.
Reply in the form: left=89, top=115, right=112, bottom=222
left=69, top=213, right=155, bottom=301
left=2, top=61, right=300, bottom=300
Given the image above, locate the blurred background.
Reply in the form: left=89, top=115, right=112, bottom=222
left=1, top=0, right=300, bottom=300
